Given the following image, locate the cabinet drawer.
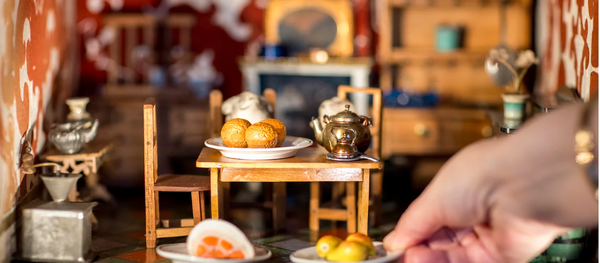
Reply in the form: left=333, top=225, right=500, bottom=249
left=440, top=120, right=492, bottom=150
left=383, top=118, right=440, bottom=156
left=381, top=107, right=491, bottom=157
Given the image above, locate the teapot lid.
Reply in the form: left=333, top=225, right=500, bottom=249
left=331, top=105, right=361, bottom=123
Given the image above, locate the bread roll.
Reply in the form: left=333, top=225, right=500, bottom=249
left=245, top=122, right=278, bottom=148
left=221, top=118, right=251, bottom=148
left=259, top=119, right=286, bottom=147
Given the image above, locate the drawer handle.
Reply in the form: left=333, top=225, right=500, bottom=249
left=481, top=125, right=492, bottom=137
left=414, top=124, right=429, bottom=137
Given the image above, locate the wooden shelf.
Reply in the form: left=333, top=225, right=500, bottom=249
left=380, top=48, right=489, bottom=64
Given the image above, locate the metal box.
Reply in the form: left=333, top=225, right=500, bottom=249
left=18, top=200, right=96, bottom=262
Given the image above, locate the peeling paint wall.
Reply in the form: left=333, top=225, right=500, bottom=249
left=0, top=0, right=73, bottom=261
left=536, top=0, right=598, bottom=100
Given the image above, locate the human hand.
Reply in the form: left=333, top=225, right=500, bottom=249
left=384, top=102, right=598, bottom=263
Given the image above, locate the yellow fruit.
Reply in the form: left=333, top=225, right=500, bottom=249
left=259, top=119, right=286, bottom=147
left=346, top=233, right=376, bottom=256
left=245, top=122, right=278, bottom=148
left=316, top=235, right=342, bottom=258
left=325, top=241, right=368, bottom=262
left=221, top=119, right=251, bottom=148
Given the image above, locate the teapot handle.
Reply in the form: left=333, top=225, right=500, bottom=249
left=361, top=116, right=373, bottom=127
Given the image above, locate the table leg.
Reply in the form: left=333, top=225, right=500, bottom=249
left=68, top=184, right=78, bottom=202
left=358, top=169, right=370, bottom=234
left=273, top=182, right=286, bottom=231
left=346, top=182, right=356, bottom=234
left=83, top=172, right=114, bottom=203
left=210, top=168, right=220, bottom=219
left=309, top=182, right=320, bottom=232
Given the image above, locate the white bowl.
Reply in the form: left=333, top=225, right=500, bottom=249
left=204, top=136, right=313, bottom=160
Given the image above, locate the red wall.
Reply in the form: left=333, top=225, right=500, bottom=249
left=0, top=0, right=75, bottom=259
left=76, top=0, right=374, bottom=100
left=536, top=0, right=598, bottom=99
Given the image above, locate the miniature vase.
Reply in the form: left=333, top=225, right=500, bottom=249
left=501, top=93, right=529, bottom=120
left=66, top=97, right=91, bottom=121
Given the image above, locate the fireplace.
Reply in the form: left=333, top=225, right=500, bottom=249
left=239, top=57, right=373, bottom=140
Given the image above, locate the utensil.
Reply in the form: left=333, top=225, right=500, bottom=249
left=290, top=242, right=401, bottom=263
left=326, top=153, right=380, bottom=162
left=48, top=119, right=99, bottom=154
left=157, top=243, right=272, bottom=263
left=311, top=105, right=373, bottom=154
left=204, top=136, right=313, bottom=160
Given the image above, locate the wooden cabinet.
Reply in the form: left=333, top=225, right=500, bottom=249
left=381, top=108, right=492, bottom=158
left=378, top=0, right=530, bottom=158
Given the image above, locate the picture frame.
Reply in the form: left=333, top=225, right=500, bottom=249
left=265, top=0, right=354, bottom=57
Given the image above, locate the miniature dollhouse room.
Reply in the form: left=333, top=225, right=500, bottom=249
left=0, top=0, right=598, bottom=262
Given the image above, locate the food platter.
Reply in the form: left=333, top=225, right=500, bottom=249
left=157, top=243, right=272, bottom=263
left=204, top=136, right=313, bottom=160
left=289, top=242, right=402, bottom=263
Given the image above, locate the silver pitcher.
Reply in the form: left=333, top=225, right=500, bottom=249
left=48, top=119, right=99, bottom=154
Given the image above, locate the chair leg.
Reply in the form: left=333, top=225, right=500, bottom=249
left=371, top=170, right=383, bottom=227
left=272, top=182, right=286, bottom=231
left=309, top=182, right=320, bottom=232
left=331, top=182, right=345, bottom=226
left=191, top=191, right=202, bottom=225
left=200, top=191, right=206, bottom=220
left=145, top=191, right=158, bottom=248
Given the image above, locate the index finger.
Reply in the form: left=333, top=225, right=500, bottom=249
left=383, top=193, right=444, bottom=252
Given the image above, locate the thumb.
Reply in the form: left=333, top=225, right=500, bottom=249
left=384, top=193, right=444, bottom=252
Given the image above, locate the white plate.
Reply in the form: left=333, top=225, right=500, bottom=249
left=157, top=243, right=272, bottom=263
left=290, top=242, right=402, bottom=263
left=204, top=136, right=313, bottom=160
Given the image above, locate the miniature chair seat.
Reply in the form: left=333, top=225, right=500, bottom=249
left=310, top=85, right=383, bottom=233
left=144, top=98, right=210, bottom=248
left=154, top=174, right=210, bottom=192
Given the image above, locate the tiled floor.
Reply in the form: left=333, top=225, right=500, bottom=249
left=89, top=187, right=407, bottom=263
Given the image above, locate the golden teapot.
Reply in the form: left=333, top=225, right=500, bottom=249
left=310, top=105, right=373, bottom=154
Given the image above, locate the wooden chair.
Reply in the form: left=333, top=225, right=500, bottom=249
left=209, top=89, right=287, bottom=231
left=310, top=85, right=383, bottom=233
left=144, top=98, right=210, bottom=248
left=103, top=14, right=196, bottom=97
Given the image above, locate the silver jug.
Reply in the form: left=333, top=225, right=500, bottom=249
left=48, top=119, right=99, bottom=154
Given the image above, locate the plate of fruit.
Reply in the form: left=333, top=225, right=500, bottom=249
left=290, top=233, right=402, bottom=263
left=156, top=219, right=272, bottom=263
left=205, top=118, right=313, bottom=160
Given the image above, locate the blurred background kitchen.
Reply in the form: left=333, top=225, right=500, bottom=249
left=0, top=0, right=597, bottom=262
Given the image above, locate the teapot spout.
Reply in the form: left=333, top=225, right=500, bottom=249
left=81, top=119, right=99, bottom=143
left=310, top=117, right=324, bottom=146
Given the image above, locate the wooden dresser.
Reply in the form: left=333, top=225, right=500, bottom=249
left=378, top=0, right=532, bottom=159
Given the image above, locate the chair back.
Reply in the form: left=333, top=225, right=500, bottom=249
left=103, top=14, right=196, bottom=93
left=209, top=89, right=277, bottom=138
left=337, top=85, right=383, bottom=155
left=143, top=98, right=158, bottom=189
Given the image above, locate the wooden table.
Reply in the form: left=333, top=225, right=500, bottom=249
left=41, top=141, right=115, bottom=203
left=196, top=146, right=381, bottom=234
